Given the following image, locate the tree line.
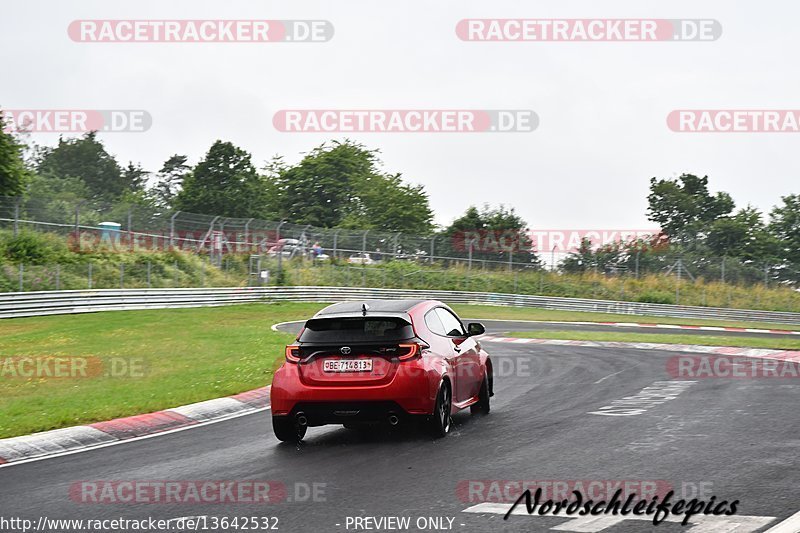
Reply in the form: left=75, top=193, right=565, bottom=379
left=1, top=112, right=798, bottom=282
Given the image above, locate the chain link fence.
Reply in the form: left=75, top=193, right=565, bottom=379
left=1, top=196, right=799, bottom=292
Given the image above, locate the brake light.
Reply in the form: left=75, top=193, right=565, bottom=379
left=285, top=345, right=301, bottom=363
left=397, top=343, right=424, bottom=361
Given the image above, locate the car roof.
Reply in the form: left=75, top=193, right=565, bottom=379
left=314, top=299, right=430, bottom=317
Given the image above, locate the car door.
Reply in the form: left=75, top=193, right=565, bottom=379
left=435, top=308, right=480, bottom=404
left=423, top=309, right=460, bottom=397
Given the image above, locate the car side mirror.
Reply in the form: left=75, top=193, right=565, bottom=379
left=467, top=322, right=485, bottom=336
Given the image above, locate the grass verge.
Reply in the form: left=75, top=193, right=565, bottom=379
left=0, top=302, right=326, bottom=438
left=451, top=304, right=800, bottom=331
left=506, top=330, right=800, bottom=350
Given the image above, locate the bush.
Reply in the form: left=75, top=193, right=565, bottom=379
left=636, top=291, right=675, bottom=305
left=0, top=230, right=70, bottom=265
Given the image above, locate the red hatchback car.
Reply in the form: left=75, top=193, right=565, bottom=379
left=270, top=299, right=493, bottom=441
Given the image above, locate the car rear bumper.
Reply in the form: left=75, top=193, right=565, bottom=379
left=277, top=401, right=425, bottom=426
left=270, top=361, right=439, bottom=420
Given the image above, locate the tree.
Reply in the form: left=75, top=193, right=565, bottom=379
left=338, top=173, right=434, bottom=234
left=123, top=162, right=149, bottom=193
left=647, top=174, right=734, bottom=246
left=706, top=206, right=778, bottom=262
left=174, top=140, right=269, bottom=217
left=36, top=132, right=124, bottom=200
left=769, top=194, right=800, bottom=271
left=440, top=204, right=542, bottom=267
left=152, top=154, right=190, bottom=209
left=0, top=112, right=28, bottom=197
left=271, top=141, right=377, bottom=227
left=269, top=140, right=435, bottom=233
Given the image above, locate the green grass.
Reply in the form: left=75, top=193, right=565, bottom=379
left=0, top=301, right=797, bottom=439
left=450, top=304, right=800, bottom=331
left=0, top=302, right=326, bottom=438
left=507, top=330, right=800, bottom=350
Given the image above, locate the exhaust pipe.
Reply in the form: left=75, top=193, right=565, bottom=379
left=296, top=412, right=308, bottom=427
left=388, top=413, right=399, bottom=426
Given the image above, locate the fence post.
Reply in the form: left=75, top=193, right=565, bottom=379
left=635, top=251, right=640, bottom=278
left=430, top=236, right=435, bottom=264
left=332, top=230, right=339, bottom=259
left=393, top=232, right=401, bottom=259
left=18, top=264, right=23, bottom=292
left=13, top=197, right=20, bottom=236
left=127, top=207, right=133, bottom=252
left=120, top=263, right=125, bottom=288
left=56, top=264, right=60, bottom=291
left=174, top=261, right=179, bottom=287
left=201, top=261, right=205, bottom=287
left=170, top=211, right=180, bottom=250
left=88, top=263, right=93, bottom=289
left=721, top=256, right=726, bottom=284
left=147, top=261, right=152, bottom=288
left=244, top=218, right=253, bottom=252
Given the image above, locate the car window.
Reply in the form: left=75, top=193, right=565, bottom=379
left=424, top=310, right=446, bottom=336
left=435, top=308, right=465, bottom=337
left=299, top=317, right=414, bottom=343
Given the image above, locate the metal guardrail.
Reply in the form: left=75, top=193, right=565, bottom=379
left=1, top=286, right=800, bottom=324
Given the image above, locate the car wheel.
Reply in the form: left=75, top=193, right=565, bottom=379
left=470, top=373, right=491, bottom=415
left=429, top=382, right=452, bottom=438
left=272, top=416, right=307, bottom=442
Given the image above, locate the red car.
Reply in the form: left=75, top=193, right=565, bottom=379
left=270, top=299, right=493, bottom=441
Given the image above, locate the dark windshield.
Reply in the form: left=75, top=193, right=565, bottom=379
left=299, top=316, right=414, bottom=343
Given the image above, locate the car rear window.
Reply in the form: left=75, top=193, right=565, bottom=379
left=299, top=316, right=415, bottom=343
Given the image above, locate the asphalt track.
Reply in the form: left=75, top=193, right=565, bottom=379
left=1, top=319, right=798, bottom=533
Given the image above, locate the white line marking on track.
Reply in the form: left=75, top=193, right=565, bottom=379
left=593, top=362, right=643, bottom=384
left=0, top=406, right=270, bottom=469
left=763, top=510, right=800, bottom=533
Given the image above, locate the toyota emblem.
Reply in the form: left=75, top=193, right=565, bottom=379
left=340, top=346, right=352, bottom=355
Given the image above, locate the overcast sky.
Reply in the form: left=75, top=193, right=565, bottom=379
left=2, top=0, right=798, bottom=230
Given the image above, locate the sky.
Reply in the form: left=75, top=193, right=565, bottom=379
left=1, top=0, right=798, bottom=230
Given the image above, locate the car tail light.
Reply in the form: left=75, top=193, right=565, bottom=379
left=285, top=345, right=301, bottom=363
left=397, top=343, right=425, bottom=361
